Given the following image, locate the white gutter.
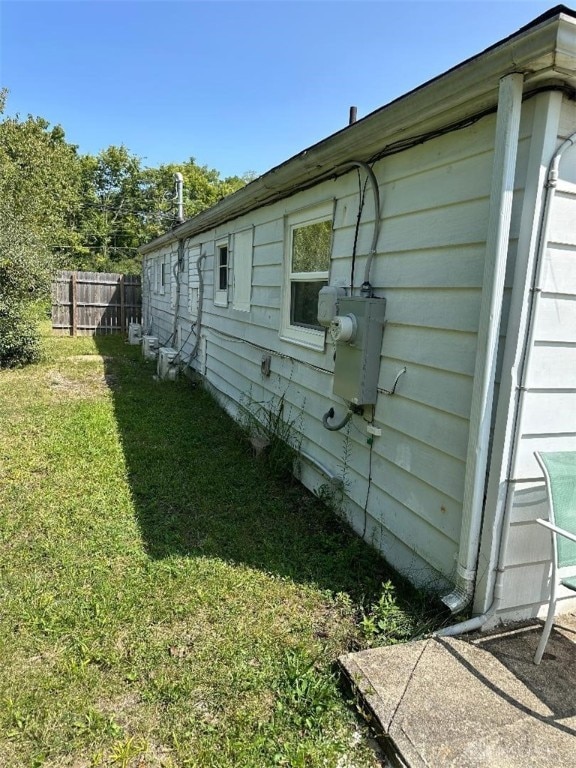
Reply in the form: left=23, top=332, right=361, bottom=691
left=437, top=125, right=576, bottom=636
left=442, top=72, right=525, bottom=614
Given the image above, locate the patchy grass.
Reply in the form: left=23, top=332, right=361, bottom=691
left=0, top=328, right=443, bottom=767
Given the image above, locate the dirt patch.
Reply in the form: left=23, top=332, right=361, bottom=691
left=97, top=692, right=141, bottom=728
left=66, top=355, right=114, bottom=363
left=47, top=369, right=118, bottom=399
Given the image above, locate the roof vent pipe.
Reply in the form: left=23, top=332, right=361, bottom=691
left=174, top=172, right=184, bottom=224
left=349, top=106, right=357, bottom=125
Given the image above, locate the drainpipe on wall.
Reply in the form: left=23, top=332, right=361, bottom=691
left=441, top=72, right=525, bottom=615
left=437, top=125, right=576, bottom=636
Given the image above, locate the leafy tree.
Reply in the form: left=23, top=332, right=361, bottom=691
left=70, top=151, right=251, bottom=274
left=0, top=197, right=51, bottom=366
left=0, top=86, right=253, bottom=365
left=0, top=91, right=83, bottom=253
left=71, top=146, right=145, bottom=273
left=0, top=90, right=82, bottom=366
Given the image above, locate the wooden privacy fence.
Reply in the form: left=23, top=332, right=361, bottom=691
left=51, top=270, right=142, bottom=336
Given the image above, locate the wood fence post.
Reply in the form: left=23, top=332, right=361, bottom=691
left=71, top=272, right=78, bottom=336
left=120, top=275, right=126, bottom=334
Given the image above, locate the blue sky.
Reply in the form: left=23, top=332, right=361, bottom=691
left=0, top=1, right=559, bottom=178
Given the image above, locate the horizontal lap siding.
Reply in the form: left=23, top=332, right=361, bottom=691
left=144, top=244, right=177, bottom=345
left=511, top=195, right=576, bottom=480
left=499, top=101, right=576, bottom=617
left=142, top=116, right=501, bottom=586
left=361, top=124, right=493, bottom=574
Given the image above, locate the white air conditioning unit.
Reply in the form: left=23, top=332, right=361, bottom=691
left=157, top=347, right=178, bottom=381
left=142, top=335, right=159, bottom=361
left=128, top=322, right=142, bottom=345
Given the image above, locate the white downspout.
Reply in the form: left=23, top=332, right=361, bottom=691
left=437, top=128, right=576, bottom=636
left=442, top=72, right=525, bottom=614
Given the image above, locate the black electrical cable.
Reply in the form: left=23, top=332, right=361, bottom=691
left=350, top=170, right=369, bottom=292
left=208, top=326, right=332, bottom=376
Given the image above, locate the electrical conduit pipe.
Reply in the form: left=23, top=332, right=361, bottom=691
left=188, top=251, right=206, bottom=364
left=334, top=160, right=381, bottom=293
left=171, top=239, right=184, bottom=352
left=322, top=407, right=353, bottom=431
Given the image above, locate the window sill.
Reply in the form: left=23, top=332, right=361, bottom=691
left=279, top=329, right=326, bottom=353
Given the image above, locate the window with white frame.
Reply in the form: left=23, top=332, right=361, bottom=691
left=281, top=202, right=333, bottom=348
left=214, top=237, right=229, bottom=307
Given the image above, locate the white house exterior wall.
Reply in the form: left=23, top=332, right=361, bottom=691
left=143, top=106, right=539, bottom=590
left=503, top=97, right=576, bottom=619
left=475, top=93, right=576, bottom=622
left=139, top=9, right=576, bottom=622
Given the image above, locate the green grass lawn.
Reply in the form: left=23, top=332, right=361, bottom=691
left=0, top=329, right=441, bottom=767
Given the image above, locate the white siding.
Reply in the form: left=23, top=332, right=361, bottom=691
left=142, top=113, right=506, bottom=588
left=232, top=228, right=253, bottom=312
left=143, top=98, right=568, bottom=598
left=493, top=97, right=576, bottom=619
left=144, top=243, right=177, bottom=344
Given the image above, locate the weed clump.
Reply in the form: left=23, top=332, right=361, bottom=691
left=240, top=391, right=303, bottom=483
left=360, top=580, right=443, bottom=647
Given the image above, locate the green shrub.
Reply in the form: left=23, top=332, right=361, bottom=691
left=0, top=302, right=42, bottom=368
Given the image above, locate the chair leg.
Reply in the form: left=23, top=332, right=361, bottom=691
left=534, top=576, right=557, bottom=665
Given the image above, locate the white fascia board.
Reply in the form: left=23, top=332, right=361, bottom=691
left=140, top=12, right=576, bottom=256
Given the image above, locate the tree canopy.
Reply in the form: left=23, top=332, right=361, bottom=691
left=68, top=147, right=251, bottom=274
left=0, top=89, right=79, bottom=365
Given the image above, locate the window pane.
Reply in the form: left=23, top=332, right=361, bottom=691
left=291, top=280, right=328, bottom=329
left=292, top=220, right=332, bottom=273
left=219, top=246, right=228, bottom=290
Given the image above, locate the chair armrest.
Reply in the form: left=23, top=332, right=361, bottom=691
left=536, top=518, right=576, bottom=544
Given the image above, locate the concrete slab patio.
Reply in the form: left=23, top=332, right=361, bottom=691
left=340, top=614, right=576, bottom=767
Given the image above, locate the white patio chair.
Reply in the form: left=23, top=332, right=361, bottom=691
left=533, top=451, right=576, bottom=665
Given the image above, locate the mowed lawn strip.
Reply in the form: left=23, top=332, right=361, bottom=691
left=0, top=330, right=436, bottom=767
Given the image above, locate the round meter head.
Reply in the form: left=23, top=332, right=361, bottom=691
left=330, top=313, right=357, bottom=343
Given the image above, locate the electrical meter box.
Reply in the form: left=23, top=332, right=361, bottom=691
left=317, top=285, right=345, bottom=327
left=331, top=296, right=386, bottom=405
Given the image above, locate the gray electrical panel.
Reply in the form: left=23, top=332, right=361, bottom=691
left=331, top=296, right=386, bottom=405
